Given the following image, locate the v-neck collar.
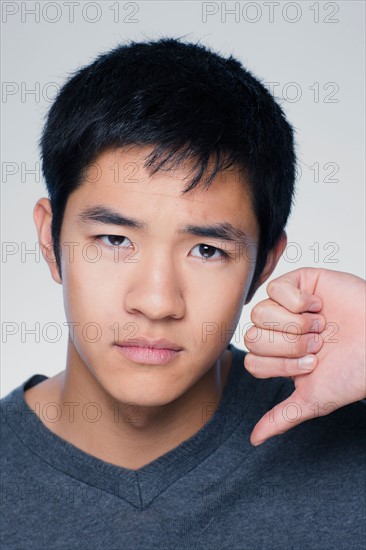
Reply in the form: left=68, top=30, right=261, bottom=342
left=2, top=344, right=256, bottom=509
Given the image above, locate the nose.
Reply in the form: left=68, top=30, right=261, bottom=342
left=123, top=249, right=185, bottom=320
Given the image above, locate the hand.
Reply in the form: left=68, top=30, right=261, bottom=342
left=244, top=267, right=366, bottom=446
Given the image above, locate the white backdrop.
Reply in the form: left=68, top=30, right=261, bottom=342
left=1, top=0, right=365, bottom=396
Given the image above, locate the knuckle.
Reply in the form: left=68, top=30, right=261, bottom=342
left=244, top=330, right=256, bottom=350
left=243, top=331, right=251, bottom=348
left=250, top=304, right=264, bottom=324
left=244, top=353, right=256, bottom=372
left=266, top=279, right=278, bottom=296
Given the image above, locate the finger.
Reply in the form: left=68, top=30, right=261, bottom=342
left=266, top=271, right=322, bottom=314
left=244, top=328, right=323, bottom=358
left=250, top=299, right=325, bottom=334
left=244, top=352, right=318, bottom=378
left=249, top=390, right=339, bottom=446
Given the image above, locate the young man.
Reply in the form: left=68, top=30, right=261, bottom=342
left=1, top=38, right=365, bottom=549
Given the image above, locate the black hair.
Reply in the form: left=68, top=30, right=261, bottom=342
left=40, top=37, right=296, bottom=300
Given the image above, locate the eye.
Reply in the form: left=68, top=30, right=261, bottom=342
left=96, top=235, right=134, bottom=248
left=190, top=243, right=228, bottom=261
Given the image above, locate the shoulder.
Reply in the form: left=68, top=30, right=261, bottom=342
left=0, top=374, right=48, bottom=450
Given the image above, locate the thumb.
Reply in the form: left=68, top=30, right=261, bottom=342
left=249, top=390, right=339, bottom=446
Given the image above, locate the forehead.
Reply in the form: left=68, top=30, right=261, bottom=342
left=66, top=146, right=259, bottom=238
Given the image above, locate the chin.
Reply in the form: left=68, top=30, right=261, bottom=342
left=103, top=380, right=185, bottom=409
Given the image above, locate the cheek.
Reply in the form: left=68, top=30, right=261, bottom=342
left=189, top=265, right=251, bottom=345
left=195, top=259, right=251, bottom=304
left=61, top=255, right=119, bottom=333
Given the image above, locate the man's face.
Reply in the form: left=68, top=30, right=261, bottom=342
left=56, top=146, right=259, bottom=406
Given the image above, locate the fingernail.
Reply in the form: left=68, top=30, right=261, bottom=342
left=252, top=439, right=265, bottom=447
left=309, top=302, right=321, bottom=312
left=298, top=355, right=316, bottom=370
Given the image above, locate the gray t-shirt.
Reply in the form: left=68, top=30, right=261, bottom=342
left=1, top=344, right=365, bottom=549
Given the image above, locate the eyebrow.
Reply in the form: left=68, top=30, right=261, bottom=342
left=77, top=205, right=249, bottom=244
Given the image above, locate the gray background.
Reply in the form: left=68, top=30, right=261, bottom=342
left=1, top=1, right=365, bottom=396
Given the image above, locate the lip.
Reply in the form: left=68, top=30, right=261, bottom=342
left=116, top=340, right=182, bottom=365
left=115, top=337, right=183, bottom=351
left=114, top=337, right=183, bottom=365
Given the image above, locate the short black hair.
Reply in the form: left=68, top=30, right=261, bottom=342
left=40, top=37, right=296, bottom=299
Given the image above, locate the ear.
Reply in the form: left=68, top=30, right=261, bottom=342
left=33, top=197, right=62, bottom=284
left=244, top=230, right=287, bottom=304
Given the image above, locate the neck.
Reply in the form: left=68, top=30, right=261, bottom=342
left=24, top=347, right=232, bottom=470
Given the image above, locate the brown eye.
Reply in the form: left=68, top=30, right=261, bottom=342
left=191, top=243, right=228, bottom=261
left=97, top=235, right=133, bottom=248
